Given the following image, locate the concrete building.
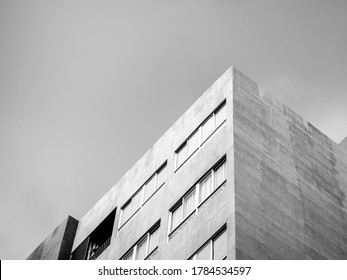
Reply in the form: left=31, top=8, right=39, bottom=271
left=27, top=67, right=347, bottom=260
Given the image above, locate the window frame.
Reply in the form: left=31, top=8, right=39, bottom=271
left=70, top=208, right=116, bottom=260
left=169, top=156, right=227, bottom=235
left=174, top=100, right=226, bottom=172
left=120, top=222, right=160, bottom=260
left=118, top=162, right=167, bottom=230
left=188, top=225, right=227, bottom=260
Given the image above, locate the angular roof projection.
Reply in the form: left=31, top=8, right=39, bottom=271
left=28, top=67, right=347, bottom=260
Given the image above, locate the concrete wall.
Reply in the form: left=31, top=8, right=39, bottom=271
left=30, top=66, right=347, bottom=260
left=27, top=216, right=78, bottom=260
left=233, top=68, right=347, bottom=259
left=71, top=67, right=236, bottom=260
left=340, top=137, right=347, bottom=152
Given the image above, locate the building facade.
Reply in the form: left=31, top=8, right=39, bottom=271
left=27, top=67, right=347, bottom=260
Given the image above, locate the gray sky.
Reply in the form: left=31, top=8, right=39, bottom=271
left=1, top=0, right=346, bottom=259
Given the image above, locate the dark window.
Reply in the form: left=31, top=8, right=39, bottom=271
left=71, top=208, right=116, bottom=260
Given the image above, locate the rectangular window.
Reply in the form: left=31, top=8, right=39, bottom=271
left=120, top=201, right=131, bottom=226
left=198, top=159, right=226, bottom=205
left=119, top=162, right=167, bottom=228
left=182, top=189, right=196, bottom=218
left=169, top=156, right=226, bottom=233
left=196, top=242, right=211, bottom=260
left=214, top=161, right=226, bottom=189
left=187, top=129, right=199, bottom=156
left=215, top=103, right=226, bottom=128
left=189, top=226, right=227, bottom=260
left=148, top=227, right=159, bottom=253
left=131, top=190, right=142, bottom=215
left=135, top=238, right=147, bottom=260
left=174, top=101, right=226, bottom=171
left=201, top=115, right=214, bottom=143
left=171, top=204, right=182, bottom=232
left=144, top=175, right=156, bottom=202
left=213, top=229, right=227, bottom=260
left=121, top=222, right=160, bottom=260
left=199, top=172, right=213, bottom=203
left=156, top=166, right=166, bottom=189
left=176, top=144, right=187, bottom=168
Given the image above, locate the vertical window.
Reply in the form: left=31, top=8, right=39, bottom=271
left=215, top=103, right=226, bottom=128
left=199, top=172, right=213, bottom=203
left=182, top=189, right=196, bottom=218
left=144, top=175, right=156, bottom=202
left=170, top=156, right=227, bottom=233
left=156, top=166, right=166, bottom=189
left=174, top=101, right=226, bottom=171
left=121, top=201, right=131, bottom=226
left=148, top=227, right=159, bottom=253
left=187, top=130, right=199, bottom=155
left=171, top=204, right=182, bottom=231
left=214, top=161, right=226, bottom=188
left=189, top=226, right=227, bottom=260
left=176, top=144, right=187, bottom=168
left=121, top=222, right=160, bottom=260
left=135, top=238, right=147, bottom=260
left=119, top=162, right=167, bottom=228
left=213, top=229, right=227, bottom=260
left=196, top=243, right=211, bottom=260
left=143, top=163, right=167, bottom=202
left=131, top=190, right=142, bottom=215
left=201, top=116, right=214, bottom=143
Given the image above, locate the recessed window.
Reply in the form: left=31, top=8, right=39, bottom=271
left=215, top=103, right=226, bottom=128
left=119, top=162, right=167, bottom=228
left=187, top=130, right=200, bottom=155
left=171, top=204, right=183, bottom=232
left=71, top=208, right=116, bottom=260
left=182, top=188, right=196, bottom=218
left=201, top=115, right=214, bottom=143
left=176, top=143, right=188, bottom=168
left=169, top=156, right=226, bottom=234
left=121, top=222, right=160, bottom=260
left=189, top=226, right=227, bottom=260
left=144, top=175, right=156, bottom=202
left=199, top=172, right=213, bottom=202
left=174, top=101, right=226, bottom=171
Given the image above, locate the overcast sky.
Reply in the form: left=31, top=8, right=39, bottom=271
left=1, top=0, right=346, bottom=259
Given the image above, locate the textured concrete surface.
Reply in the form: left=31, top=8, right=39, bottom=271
left=340, top=137, right=347, bottom=152
left=70, top=68, right=235, bottom=260
left=28, top=67, right=347, bottom=260
left=27, top=216, right=78, bottom=260
left=233, top=68, right=347, bottom=259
